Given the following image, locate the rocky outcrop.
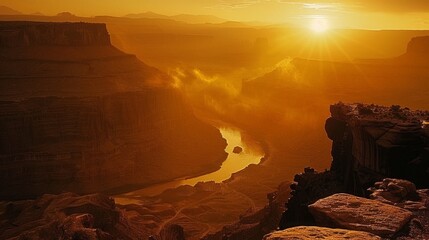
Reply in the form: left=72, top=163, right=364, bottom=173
left=0, top=21, right=110, bottom=47
left=279, top=168, right=344, bottom=228
left=308, top=193, right=413, bottom=237
left=203, top=181, right=291, bottom=240
left=369, top=178, right=428, bottom=211
left=327, top=103, right=429, bottom=192
left=278, top=103, right=429, bottom=238
left=263, top=226, right=381, bottom=240
left=406, top=36, right=429, bottom=56
left=0, top=91, right=227, bottom=199
left=0, top=192, right=147, bottom=239
left=0, top=22, right=227, bottom=200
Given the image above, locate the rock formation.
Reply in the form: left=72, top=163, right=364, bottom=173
left=0, top=21, right=110, bottom=47
left=406, top=36, right=429, bottom=56
left=0, top=21, right=227, bottom=200
left=262, top=226, right=381, bottom=240
left=279, top=168, right=344, bottom=229
left=276, top=103, right=429, bottom=239
left=327, top=103, right=429, bottom=192
left=203, top=181, right=291, bottom=240
left=308, top=193, right=413, bottom=237
left=232, top=146, right=243, bottom=154
left=0, top=192, right=147, bottom=239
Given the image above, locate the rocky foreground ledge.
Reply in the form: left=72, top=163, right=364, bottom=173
left=207, top=103, right=429, bottom=240
left=268, top=177, right=429, bottom=239
left=271, top=103, right=429, bottom=239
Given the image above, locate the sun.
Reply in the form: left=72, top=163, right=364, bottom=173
left=310, top=18, right=329, bottom=33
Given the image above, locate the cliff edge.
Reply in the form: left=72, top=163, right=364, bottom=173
left=327, top=103, right=429, bottom=192
left=0, top=21, right=111, bottom=47
left=0, top=21, right=227, bottom=200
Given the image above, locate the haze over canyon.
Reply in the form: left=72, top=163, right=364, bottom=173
left=1, top=3, right=429, bottom=240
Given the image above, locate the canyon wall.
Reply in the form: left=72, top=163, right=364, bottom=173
left=0, top=21, right=227, bottom=200
left=406, top=36, right=429, bottom=56
left=327, top=103, right=429, bottom=191
left=0, top=21, right=110, bottom=47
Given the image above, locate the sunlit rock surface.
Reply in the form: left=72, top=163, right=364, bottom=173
left=0, top=21, right=227, bottom=200
left=263, top=226, right=381, bottom=240
left=308, top=193, right=413, bottom=237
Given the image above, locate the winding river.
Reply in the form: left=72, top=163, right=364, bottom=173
left=114, top=127, right=264, bottom=204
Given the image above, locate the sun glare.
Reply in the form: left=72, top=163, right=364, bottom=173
left=310, top=18, right=329, bottom=33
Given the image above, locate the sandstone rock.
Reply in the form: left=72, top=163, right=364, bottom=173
left=0, top=21, right=110, bottom=48
left=233, top=146, right=243, bottom=154
left=369, top=178, right=416, bottom=201
left=263, top=226, right=381, bottom=240
left=369, top=178, right=428, bottom=211
left=327, top=103, right=429, bottom=192
left=0, top=193, right=146, bottom=239
left=0, top=21, right=228, bottom=200
left=308, top=193, right=413, bottom=236
left=279, top=169, right=344, bottom=229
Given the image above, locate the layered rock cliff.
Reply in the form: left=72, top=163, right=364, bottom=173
left=278, top=103, right=429, bottom=232
left=0, top=21, right=110, bottom=47
left=327, top=103, right=429, bottom=191
left=0, top=21, right=227, bottom=200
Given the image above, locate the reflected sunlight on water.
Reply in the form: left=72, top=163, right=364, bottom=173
left=114, top=127, right=264, bottom=204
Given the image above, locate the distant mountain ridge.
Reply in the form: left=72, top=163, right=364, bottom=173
left=0, top=5, right=22, bottom=15
left=125, top=11, right=227, bottom=24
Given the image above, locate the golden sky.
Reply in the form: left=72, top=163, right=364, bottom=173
left=2, top=0, right=429, bottom=29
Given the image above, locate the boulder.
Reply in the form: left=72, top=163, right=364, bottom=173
left=369, top=178, right=428, bottom=211
left=233, top=146, right=243, bottom=154
left=263, top=226, right=381, bottom=240
left=308, top=193, right=413, bottom=236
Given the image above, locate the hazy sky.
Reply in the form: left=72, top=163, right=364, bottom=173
left=2, top=0, right=429, bottom=29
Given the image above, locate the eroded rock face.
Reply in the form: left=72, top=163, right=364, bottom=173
left=263, top=226, right=381, bottom=240
left=0, top=21, right=110, bottom=47
left=0, top=91, right=227, bottom=199
left=308, top=193, right=413, bottom=237
left=0, top=22, right=227, bottom=200
left=279, top=168, right=344, bottom=229
left=0, top=192, right=146, bottom=239
left=327, top=103, right=429, bottom=192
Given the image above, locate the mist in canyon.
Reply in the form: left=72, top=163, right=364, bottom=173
left=1, top=5, right=429, bottom=240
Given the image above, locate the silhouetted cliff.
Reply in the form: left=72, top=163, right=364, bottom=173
left=0, top=91, right=227, bottom=199
left=278, top=103, right=429, bottom=230
left=0, top=21, right=110, bottom=47
left=406, top=36, right=429, bottom=56
left=0, top=21, right=227, bottom=200
left=327, top=103, right=429, bottom=191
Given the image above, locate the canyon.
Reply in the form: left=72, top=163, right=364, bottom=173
left=0, top=21, right=227, bottom=200
left=1, top=18, right=429, bottom=240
